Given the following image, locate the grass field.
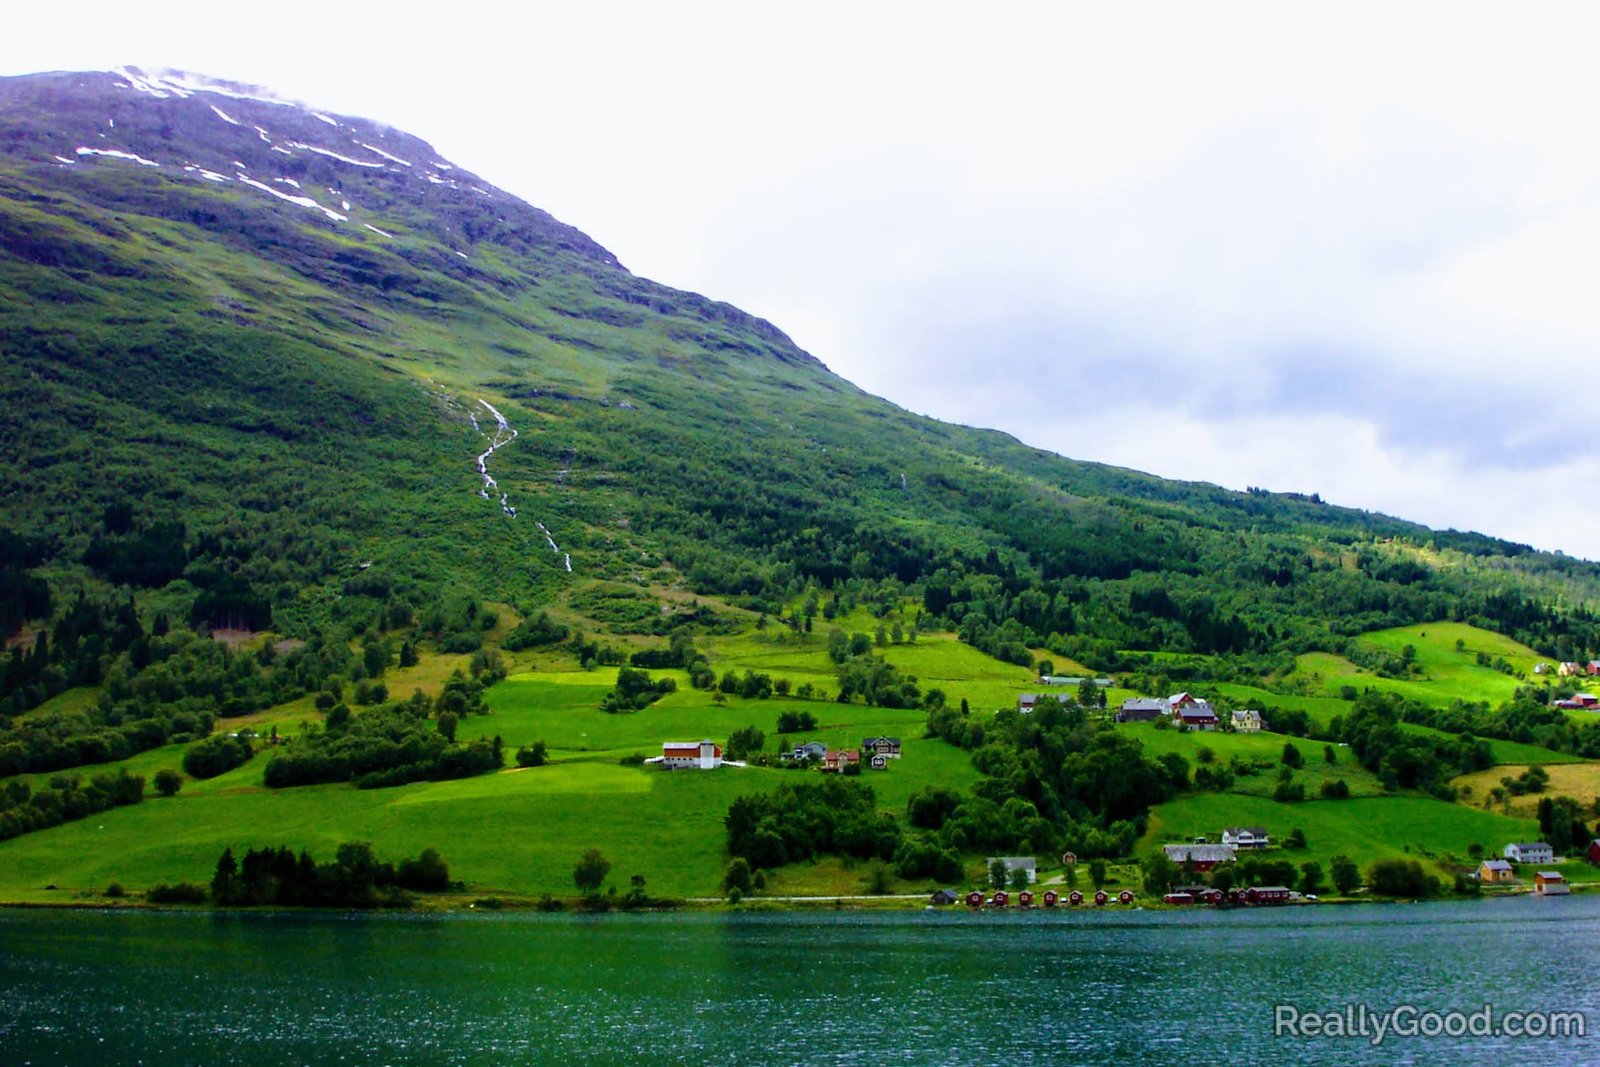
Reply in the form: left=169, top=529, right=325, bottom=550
left=1284, top=623, right=1539, bottom=706
left=1118, top=722, right=1386, bottom=798
left=0, top=616, right=1591, bottom=906
left=1452, top=762, right=1600, bottom=817
left=1139, top=792, right=1539, bottom=875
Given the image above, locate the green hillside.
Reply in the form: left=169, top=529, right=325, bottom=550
left=5, top=70, right=1600, bottom=906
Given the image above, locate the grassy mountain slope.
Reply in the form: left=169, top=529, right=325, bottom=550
left=5, top=70, right=1600, bottom=904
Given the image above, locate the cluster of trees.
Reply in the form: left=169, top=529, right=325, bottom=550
left=0, top=769, right=144, bottom=842
left=182, top=733, right=255, bottom=779
left=775, top=710, right=818, bottom=734
left=501, top=611, right=569, bottom=651
left=1536, top=795, right=1598, bottom=852
left=0, top=527, right=50, bottom=640
left=599, top=667, right=676, bottom=713
left=725, top=726, right=765, bottom=761
left=725, top=777, right=901, bottom=869
left=209, top=842, right=450, bottom=907
left=1337, top=692, right=1495, bottom=795
left=924, top=700, right=1188, bottom=857
left=263, top=696, right=503, bottom=789
left=567, top=848, right=660, bottom=910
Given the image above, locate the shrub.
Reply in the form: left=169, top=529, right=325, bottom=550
left=147, top=882, right=209, bottom=904
left=1367, top=858, right=1436, bottom=898
left=183, top=734, right=253, bottom=780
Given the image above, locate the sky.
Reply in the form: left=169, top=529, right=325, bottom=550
left=7, top=2, right=1600, bottom=558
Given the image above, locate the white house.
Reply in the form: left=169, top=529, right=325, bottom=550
left=1222, top=827, right=1270, bottom=850
left=1231, top=709, right=1262, bottom=733
left=1504, top=842, right=1555, bottom=864
left=653, top=740, right=723, bottom=770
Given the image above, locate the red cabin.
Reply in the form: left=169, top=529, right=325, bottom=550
left=1093, top=890, right=1108, bottom=906
left=966, top=891, right=984, bottom=908
left=992, top=891, right=1009, bottom=908
left=1018, top=890, right=1034, bottom=908
left=1068, top=891, right=1083, bottom=906
left=1163, top=892, right=1195, bottom=905
left=1243, top=885, right=1292, bottom=905
left=1118, top=890, right=1134, bottom=905
left=1042, top=890, right=1059, bottom=907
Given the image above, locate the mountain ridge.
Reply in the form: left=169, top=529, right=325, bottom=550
left=3, top=65, right=1599, bottom=672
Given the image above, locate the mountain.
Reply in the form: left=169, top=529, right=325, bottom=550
left=5, top=67, right=1600, bottom=676
left=6, top=68, right=1600, bottom=903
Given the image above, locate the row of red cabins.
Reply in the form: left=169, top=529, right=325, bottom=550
left=1162, top=885, right=1292, bottom=906
left=964, top=889, right=1136, bottom=908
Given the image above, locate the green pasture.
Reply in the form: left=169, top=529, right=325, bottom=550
left=1140, top=792, right=1539, bottom=875
left=1285, top=623, right=1540, bottom=706
left=1117, top=722, right=1385, bottom=798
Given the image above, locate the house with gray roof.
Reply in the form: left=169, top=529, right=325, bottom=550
left=1162, top=843, right=1237, bottom=871
left=1504, top=842, right=1555, bottom=864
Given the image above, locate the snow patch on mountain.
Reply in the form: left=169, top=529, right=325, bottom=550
left=360, top=143, right=411, bottom=167
left=364, top=224, right=394, bottom=238
left=287, top=142, right=387, bottom=169
left=75, top=147, right=159, bottom=166
left=112, top=67, right=295, bottom=108
left=184, top=165, right=230, bottom=183
left=236, top=175, right=347, bottom=221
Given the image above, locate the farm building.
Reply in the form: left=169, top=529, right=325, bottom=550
left=652, top=741, right=723, bottom=770
left=1478, top=859, right=1514, bottom=883
left=1504, top=842, right=1555, bottom=864
left=1242, top=886, right=1292, bottom=905
left=1535, top=871, right=1571, bottom=896
left=1117, top=698, right=1167, bottom=722
left=781, top=741, right=828, bottom=762
left=862, top=736, right=901, bottom=758
left=1231, top=709, right=1263, bottom=732
left=822, top=749, right=861, bottom=773
left=1222, top=827, right=1270, bottom=850
left=1162, top=844, right=1237, bottom=871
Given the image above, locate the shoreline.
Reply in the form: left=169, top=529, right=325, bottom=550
left=1, top=881, right=1587, bottom=914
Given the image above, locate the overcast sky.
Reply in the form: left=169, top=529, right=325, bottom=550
left=7, top=3, right=1600, bottom=558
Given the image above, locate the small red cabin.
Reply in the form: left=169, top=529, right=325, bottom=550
left=992, top=891, right=1009, bottom=908
left=1017, top=890, right=1034, bottom=908
left=966, top=891, right=984, bottom=908
left=1068, top=891, right=1083, bottom=906
left=1042, top=890, right=1059, bottom=907
left=1094, top=890, right=1108, bottom=906
left=1163, top=892, right=1195, bottom=905
left=1118, top=890, right=1134, bottom=905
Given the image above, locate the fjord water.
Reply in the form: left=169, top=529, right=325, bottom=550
left=3, top=898, right=1596, bottom=1065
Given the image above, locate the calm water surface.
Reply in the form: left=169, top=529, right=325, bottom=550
left=2, top=897, right=1598, bottom=1065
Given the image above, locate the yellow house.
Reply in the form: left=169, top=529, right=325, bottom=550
left=1479, top=859, right=1514, bottom=883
